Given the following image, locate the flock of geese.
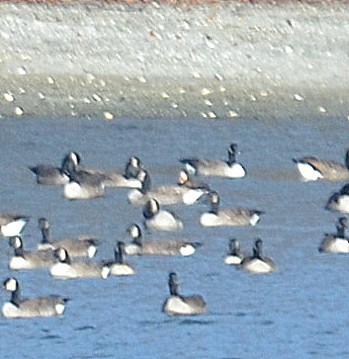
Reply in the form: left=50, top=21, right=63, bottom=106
left=2, top=144, right=349, bottom=318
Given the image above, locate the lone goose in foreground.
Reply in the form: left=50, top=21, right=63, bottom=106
left=224, top=238, right=245, bottom=265
left=37, top=218, right=97, bottom=258
left=50, top=248, right=110, bottom=279
left=326, top=183, right=349, bottom=214
left=162, top=272, right=206, bottom=315
left=29, top=151, right=80, bottom=185
left=127, top=169, right=209, bottom=206
left=106, top=241, right=135, bottom=276
left=199, top=191, right=263, bottom=227
left=293, top=148, right=349, bottom=181
left=0, top=214, right=30, bottom=237
left=240, top=239, right=276, bottom=274
left=319, top=217, right=349, bottom=253
left=9, top=236, right=55, bottom=270
left=2, top=278, right=68, bottom=318
left=124, top=224, right=199, bottom=256
left=143, top=198, right=184, bottom=232
left=180, top=143, right=246, bottom=178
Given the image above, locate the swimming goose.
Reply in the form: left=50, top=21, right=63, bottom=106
left=326, top=183, right=349, bottom=214
left=99, top=156, right=143, bottom=188
left=124, top=224, right=199, bottom=256
left=106, top=241, right=135, bottom=276
left=199, top=191, right=263, bottom=227
left=37, top=218, right=97, bottom=258
left=29, top=151, right=80, bottom=185
left=180, top=143, right=246, bottom=178
left=2, top=278, right=68, bottom=318
left=143, top=198, right=184, bottom=231
left=127, top=169, right=209, bottom=206
left=50, top=248, right=110, bottom=279
left=293, top=149, right=349, bottom=181
left=319, top=217, right=349, bottom=253
left=162, top=272, right=206, bottom=315
left=240, top=239, right=276, bottom=274
left=9, top=236, right=55, bottom=270
left=224, top=238, right=245, bottom=265
left=0, top=214, right=30, bottom=237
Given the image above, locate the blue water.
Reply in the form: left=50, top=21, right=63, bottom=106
left=0, top=116, right=349, bottom=358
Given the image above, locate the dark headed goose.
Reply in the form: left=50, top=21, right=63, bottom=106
left=143, top=198, right=184, bottom=231
left=326, top=183, right=349, bottom=214
left=2, top=278, right=68, bottom=318
left=37, top=218, right=97, bottom=258
left=124, top=224, right=199, bottom=256
left=293, top=148, right=349, bottom=181
left=162, top=272, right=206, bottom=315
left=29, top=151, right=80, bottom=185
left=50, top=248, right=110, bottom=279
left=180, top=143, right=246, bottom=178
left=106, top=241, right=135, bottom=276
left=0, top=214, right=29, bottom=237
left=200, top=191, right=263, bottom=227
left=319, top=217, right=349, bottom=253
left=240, top=239, right=276, bottom=274
left=128, top=169, right=208, bottom=206
left=224, top=238, right=245, bottom=265
left=9, top=236, right=55, bottom=270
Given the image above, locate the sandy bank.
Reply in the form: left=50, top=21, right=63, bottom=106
left=0, top=1, right=348, bottom=120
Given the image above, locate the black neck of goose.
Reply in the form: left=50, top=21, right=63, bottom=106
left=345, top=150, right=349, bottom=169
left=336, top=223, right=346, bottom=238
left=61, top=155, right=76, bottom=176
left=140, top=172, right=151, bottom=194
left=59, top=251, right=71, bottom=265
left=132, top=231, right=142, bottom=247
left=14, top=244, right=24, bottom=257
left=115, top=243, right=124, bottom=264
left=143, top=202, right=154, bottom=220
left=228, top=148, right=236, bottom=165
left=209, top=195, right=220, bottom=215
left=229, top=241, right=240, bottom=256
left=253, top=241, right=263, bottom=259
left=124, top=162, right=138, bottom=180
left=41, top=227, right=51, bottom=244
left=11, top=286, right=21, bottom=307
left=169, top=277, right=179, bottom=296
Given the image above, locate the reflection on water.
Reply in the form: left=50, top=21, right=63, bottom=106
left=0, top=116, right=349, bottom=358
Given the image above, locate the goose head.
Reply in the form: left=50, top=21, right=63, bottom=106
left=54, top=248, right=71, bottom=264
left=9, top=236, right=24, bottom=256
left=127, top=224, right=142, bottom=245
left=3, top=278, right=20, bottom=306
left=143, top=198, right=160, bottom=219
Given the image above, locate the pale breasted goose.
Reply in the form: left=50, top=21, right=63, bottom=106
left=319, top=217, right=349, bottom=253
left=240, top=239, right=276, bottom=274
left=143, top=198, right=184, bottom=232
left=0, top=214, right=30, bottom=237
left=293, top=148, right=349, bottom=181
left=180, top=143, right=246, bottom=178
left=199, top=191, right=263, bottom=227
left=162, top=272, right=206, bottom=315
left=50, top=248, right=110, bottom=279
left=29, top=151, right=80, bottom=185
left=37, top=218, right=98, bottom=258
left=106, top=241, right=135, bottom=276
left=127, top=169, right=209, bottom=206
left=2, top=278, right=68, bottom=318
left=8, top=236, right=55, bottom=270
left=124, top=224, right=199, bottom=256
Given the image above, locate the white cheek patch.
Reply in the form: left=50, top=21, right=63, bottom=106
left=296, top=162, right=323, bottom=181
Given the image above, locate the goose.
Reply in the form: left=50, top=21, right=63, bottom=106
left=180, top=143, right=246, bottom=178
left=326, top=183, right=349, bottom=214
left=0, top=214, right=30, bottom=237
left=224, top=238, right=245, bottom=265
left=8, top=236, right=55, bottom=270
left=240, top=239, right=276, bottom=274
left=124, top=224, right=199, bottom=256
left=50, top=248, right=110, bottom=279
left=37, top=218, right=97, bottom=258
left=162, top=272, right=206, bottom=315
left=106, top=241, right=135, bottom=276
left=99, top=156, right=143, bottom=189
left=143, top=198, right=184, bottom=231
left=29, top=151, right=80, bottom=185
left=199, top=191, right=263, bottom=227
left=2, top=278, right=68, bottom=318
left=319, top=217, right=349, bottom=253
left=293, top=148, right=349, bottom=181
left=127, top=169, right=209, bottom=206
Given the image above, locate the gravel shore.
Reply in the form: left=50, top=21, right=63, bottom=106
left=0, top=1, right=348, bottom=120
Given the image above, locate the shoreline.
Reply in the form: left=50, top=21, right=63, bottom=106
left=0, top=1, right=348, bottom=120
